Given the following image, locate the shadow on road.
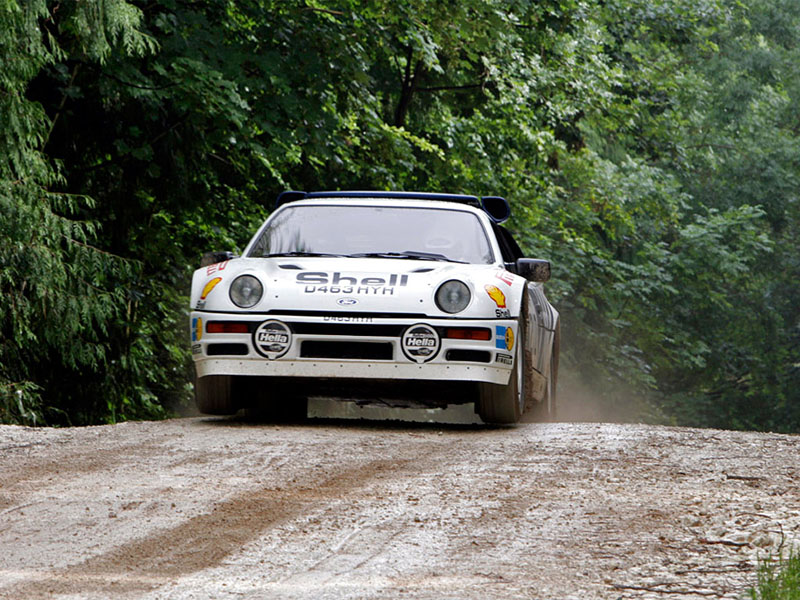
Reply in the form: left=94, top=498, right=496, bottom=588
left=191, top=397, right=513, bottom=431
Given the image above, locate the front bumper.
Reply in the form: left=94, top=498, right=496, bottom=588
left=190, top=312, right=517, bottom=385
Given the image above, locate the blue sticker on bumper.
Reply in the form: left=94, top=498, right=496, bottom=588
left=495, top=326, right=506, bottom=349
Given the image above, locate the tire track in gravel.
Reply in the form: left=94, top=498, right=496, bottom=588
left=1, top=440, right=164, bottom=493
left=0, top=439, right=172, bottom=524
left=1, top=440, right=449, bottom=599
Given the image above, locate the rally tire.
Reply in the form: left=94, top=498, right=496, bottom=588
left=194, top=375, right=238, bottom=415
left=477, top=320, right=525, bottom=424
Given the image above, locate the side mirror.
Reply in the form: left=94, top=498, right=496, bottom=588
left=200, top=251, right=237, bottom=267
left=516, top=258, right=551, bottom=282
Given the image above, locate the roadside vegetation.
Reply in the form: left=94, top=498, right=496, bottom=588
left=1, top=0, right=798, bottom=429
left=751, top=555, right=800, bottom=600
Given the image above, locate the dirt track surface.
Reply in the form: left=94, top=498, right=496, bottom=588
left=1, top=413, right=799, bottom=600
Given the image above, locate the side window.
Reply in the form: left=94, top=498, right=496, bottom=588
left=492, top=223, right=523, bottom=262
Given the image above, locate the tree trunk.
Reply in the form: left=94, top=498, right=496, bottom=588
left=394, top=49, right=423, bottom=128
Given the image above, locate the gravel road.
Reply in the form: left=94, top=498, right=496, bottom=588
left=1, top=406, right=799, bottom=599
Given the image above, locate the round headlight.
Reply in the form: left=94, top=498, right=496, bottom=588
left=435, top=280, right=471, bottom=314
left=229, top=275, right=263, bottom=308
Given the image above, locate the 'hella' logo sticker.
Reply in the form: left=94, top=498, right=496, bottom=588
left=253, top=320, right=292, bottom=359
left=401, top=324, right=440, bottom=363
left=337, top=297, right=359, bottom=306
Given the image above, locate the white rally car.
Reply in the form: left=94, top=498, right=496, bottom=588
left=189, top=191, right=559, bottom=423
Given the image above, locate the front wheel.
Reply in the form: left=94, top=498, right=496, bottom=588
left=477, top=321, right=525, bottom=424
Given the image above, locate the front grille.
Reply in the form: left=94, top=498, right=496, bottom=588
left=206, top=343, right=249, bottom=356
left=445, top=349, right=492, bottom=363
left=300, top=341, right=394, bottom=360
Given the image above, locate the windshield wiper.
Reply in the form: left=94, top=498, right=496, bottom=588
left=348, top=251, right=466, bottom=263
left=263, top=252, right=345, bottom=258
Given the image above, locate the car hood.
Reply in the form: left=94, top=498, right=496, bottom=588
left=191, top=257, right=526, bottom=319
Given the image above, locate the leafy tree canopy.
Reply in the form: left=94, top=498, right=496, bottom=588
left=1, top=0, right=798, bottom=431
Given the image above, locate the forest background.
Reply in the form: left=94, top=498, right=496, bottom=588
left=1, top=0, right=798, bottom=431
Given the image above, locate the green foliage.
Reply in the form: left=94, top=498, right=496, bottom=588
left=0, top=0, right=158, bottom=424
left=546, top=0, right=800, bottom=429
left=1, top=0, right=798, bottom=430
left=751, top=554, right=800, bottom=600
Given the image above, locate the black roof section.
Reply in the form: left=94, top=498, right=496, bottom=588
left=275, top=190, right=510, bottom=223
left=277, top=190, right=480, bottom=207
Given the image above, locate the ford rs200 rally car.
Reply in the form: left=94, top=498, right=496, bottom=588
left=189, top=191, right=559, bottom=424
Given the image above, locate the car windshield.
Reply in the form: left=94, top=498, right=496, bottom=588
left=248, top=204, right=495, bottom=264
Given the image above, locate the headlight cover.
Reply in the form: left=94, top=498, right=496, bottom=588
left=435, top=280, right=471, bottom=314
left=229, top=275, right=264, bottom=308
